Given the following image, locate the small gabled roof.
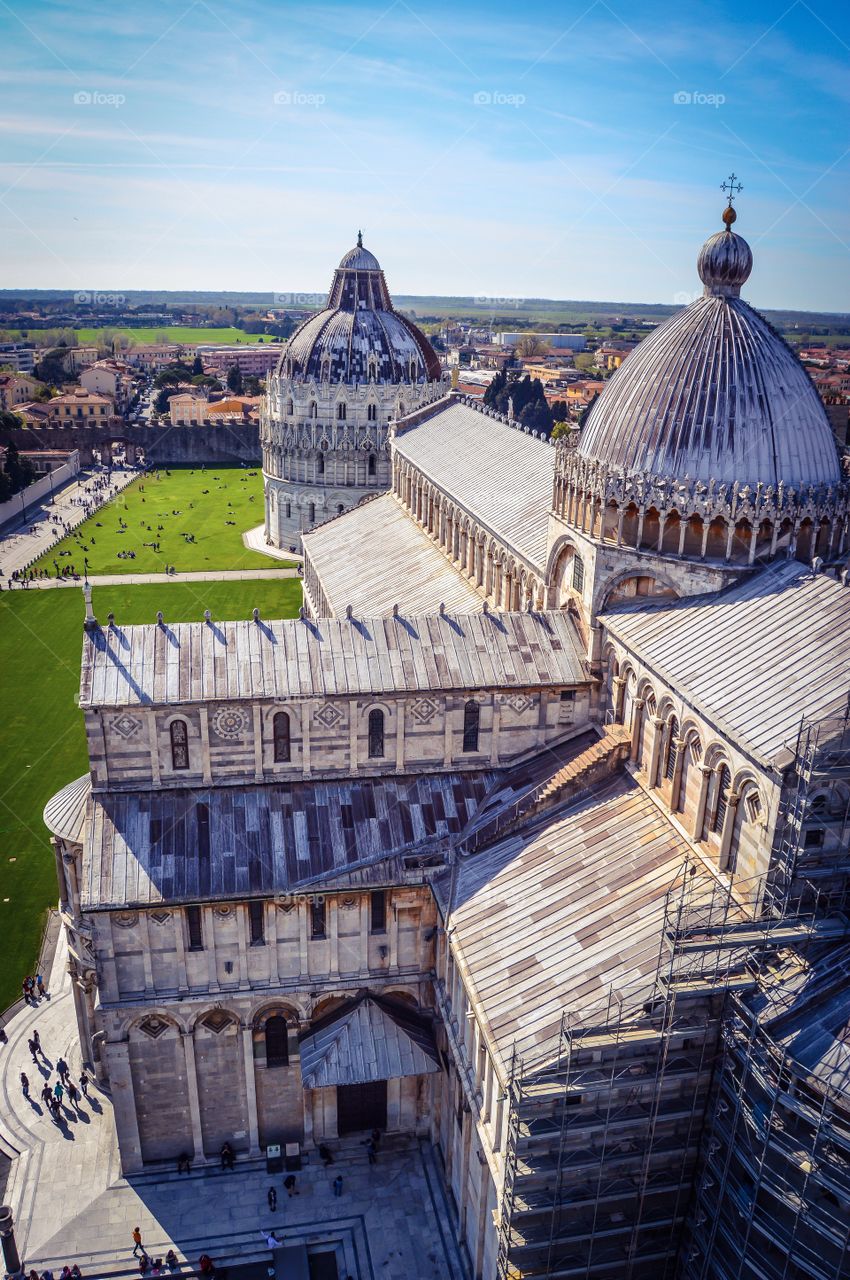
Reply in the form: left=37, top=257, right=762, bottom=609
left=299, top=994, right=440, bottom=1087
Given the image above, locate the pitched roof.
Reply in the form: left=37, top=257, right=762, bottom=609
left=299, top=995, right=440, bottom=1088
left=434, top=774, right=705, bottom=1075
left=302, top=493, right=485, bottom=617
left=393, top=398, right=554, bottom=572
left=79, top=608, right=588, bottom=709
left=602, top=561, right=850, bottom=766
left=80, top=771, right=492, bottom=909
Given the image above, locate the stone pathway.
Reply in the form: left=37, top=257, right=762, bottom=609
left=0, top=937, right=468, bottom=1280
left=0, top=468, right=138, bottom=578
left=9, top=567, right=302, bottom=590
left=242, top=524, right=304, bottom=564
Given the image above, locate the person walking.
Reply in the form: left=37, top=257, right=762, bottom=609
left=132, top=1227, right=144, bottom=1257
left=364, top=1137, right=377, bottom=1165
left=32, top=1028, right=41, bottom=1055
left=283, top=1174, right=299, bottom=1198
left=267, top=1187, right=277, bottom=1212
left=28, top=1037, right=39, bottom=1064
left=40, top=1083, right=51, bottom=1108
left=35, top=974, right=46, bottom=999
left=20, top=1071, right=29, bottom=1097
left=56, top=1056, right=69, bottom=1083
left=332, top=1175, right=343, bottom=1198
left=67, top=1081, right=79, bottom=1107
left=80, top=1071, right=90, bottom=1099
left=53, top=1080, right=64, bottom=1104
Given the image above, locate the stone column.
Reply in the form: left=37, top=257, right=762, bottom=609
left=646, top=716, right=665, bottom=785
left=693, top=765, right=714, bottom=841
left=612, top=676, right=627, bottom=724
left=669, top=737, right=685, bottom=810
left=105, top=1040, right=144, bottom=1174
left=629, top=698, right=645, bottom=761
left=719, top=791, right=741, bottom=871
left=182, top=1031, right=208, bottom=1162
left=241, top=1023, right=261, bottom=1155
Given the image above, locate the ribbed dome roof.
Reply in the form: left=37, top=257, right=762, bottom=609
left=278, top=236, right=441, bottom=385
left=578, top=214, right=841, bottom=489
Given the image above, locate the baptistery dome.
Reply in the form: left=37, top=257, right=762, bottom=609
left=577, top=210, right=841, bottom=490
left=278, top=234, right=441, bottom=385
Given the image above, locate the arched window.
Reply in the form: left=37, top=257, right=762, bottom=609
left=265, top=1015, right=289, bottom=1068
left=367, top=403, right=377, bottom=421
left=273, top=711, right=290, bottom=763
left=572, top=554, right=585, bottom=592
left=664, top=715, right=679, bottom=781
left=463, top=700, right=480, bottom=753
left=337, top=504, right=344, bottom=514
left=309, top=401, right=318, bottom=419
left=286, top=399, right=294, bottom=415
left=285, top=501, right=291, bottom=519
left=368, top=708, right=385, bottom=758
left=317, top=452, right=324, bottom=474
left=711, top=765, right=732, bottom=834
left=308, top=502, right=315, bottom=522
left=368, top=453, right=376, bottom=476
left=170, top=719, right=189, bottom=770
left=337, top=402, right=346, bottom=420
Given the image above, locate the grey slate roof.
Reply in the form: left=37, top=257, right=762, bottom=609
left=81, top=771, right=493, bottom=910
left=394, top=400, right=555, bottom=572
left=43, top=774, right=91, bottom=844
left=79, top=609, right=587, bottom=709
left=303, top=493, right=485, bottom=617
left=299, top=994, right=440, bottom=1088
left=602, top=561, right=850, bottom=767
left=578, top=258, right=840, bottom=488
left=435, top=774, right=706, bottom=1075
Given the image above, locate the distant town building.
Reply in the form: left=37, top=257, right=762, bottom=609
left=47, top=387, right=113, bottom=426
left=496, top=331, right=586, bottom=350
left=195, top=344, right=285, bottom=379
left=0, top=341, right=36, bottom=372
left=80, top=359, right=138, bottom=414
left=0, top=371, right=46, bottom=409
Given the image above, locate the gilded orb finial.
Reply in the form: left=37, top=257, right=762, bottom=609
left=720, top=173, right=743, bottom=230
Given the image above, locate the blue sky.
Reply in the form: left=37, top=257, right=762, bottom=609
left=0, top=0, right=848, bottom=310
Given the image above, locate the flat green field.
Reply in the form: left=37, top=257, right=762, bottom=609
left=0, top=579, right=302, bottom=1013
left=0, top=326, right=271, bottom=346
left=30, top=467, right=294, bottom=576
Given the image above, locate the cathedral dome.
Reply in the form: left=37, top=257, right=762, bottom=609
left=577, top=210, right=841, bottom=489
left=277, top=234, right=441, bottom=385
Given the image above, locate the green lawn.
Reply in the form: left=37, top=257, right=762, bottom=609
left=0, top=326, right=272, bottom=346
left=30, top=467, right=294, bottom=577
left=0, top=578, right=302, bottom=1013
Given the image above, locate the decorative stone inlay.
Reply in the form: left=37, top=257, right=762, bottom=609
left=110, top=713, right=143, bottom=740
left=138, top=1015, right=169, bottom=1040
left=150, top=910, right=172, bottom=925
left=210, top=705, right=249, bottom=741
left=113, top=911, right=138, bottom=929
left=213, top=904, right=235, bottom=918
left=503, top=694, right=535, bottom=714
left=340, top=896, right=358, bottom=910
left=410, top=697, right=439, bottom=725
left=314, top=702, right=345, bottom=730
left=201, top=1010, right=233, bottom=1034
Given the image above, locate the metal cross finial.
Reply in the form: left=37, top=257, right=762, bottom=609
left=720, top=173, right=743, bottom=204
left=357, top=229, right=363, bottom=247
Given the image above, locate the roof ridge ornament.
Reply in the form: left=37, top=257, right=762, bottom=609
left=720, top=173, right=743, bottom=231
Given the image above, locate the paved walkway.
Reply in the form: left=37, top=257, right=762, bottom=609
left=0, top=467, right=138, bottom=578
left=243, top=524, right=304, bottom=564
left=0, top=937, right=468, bottom=1280
left=9, top=567, right=302, bottom=590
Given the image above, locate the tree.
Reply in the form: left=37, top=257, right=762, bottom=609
left=226, top=364, right=243, bottom=395
left=154, top=387, right=173, bottom=415
left=1, top=438, right=36, bottom=496
left=550, top=421, right=572, bottom=441
left=516, top=334, right=549, bottom=357
left=243, top=375, right=262, bottom=396
left=192, top=355, right=204, bottom=376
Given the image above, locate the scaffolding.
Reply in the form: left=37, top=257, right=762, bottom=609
left=494, top=701, right=850, bottom=1280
